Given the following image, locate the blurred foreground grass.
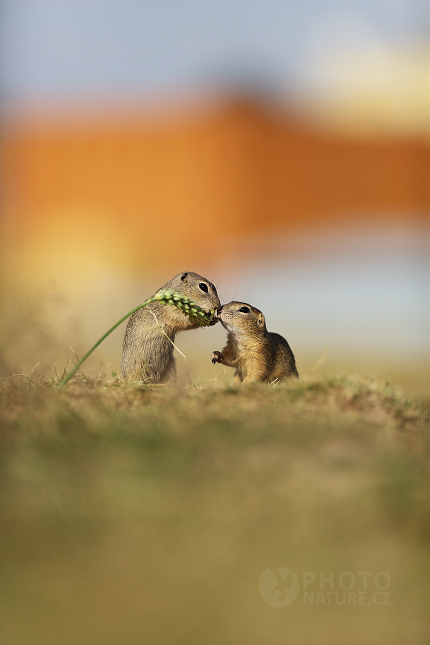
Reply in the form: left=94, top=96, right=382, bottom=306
left=0, top=374, right=429, bottom=645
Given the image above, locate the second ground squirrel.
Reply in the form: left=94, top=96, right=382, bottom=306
left=212, top=301, right=298, bottom=383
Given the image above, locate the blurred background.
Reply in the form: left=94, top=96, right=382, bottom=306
left=0, top=0, right=429, bottom=393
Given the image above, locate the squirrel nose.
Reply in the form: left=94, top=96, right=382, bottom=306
left=217, top=306, right=223, bottom=314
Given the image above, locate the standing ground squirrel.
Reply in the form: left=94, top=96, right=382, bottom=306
left=211, top=301, right=298, bottom=383
left=121, top=272, right=220, bottom=383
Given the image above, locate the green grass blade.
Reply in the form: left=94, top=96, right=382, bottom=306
left=59, top=290, right=216, bottom=388
left=59, top=299, right=153, bottom=388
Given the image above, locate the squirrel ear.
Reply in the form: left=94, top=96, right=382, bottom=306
left=180, top=272, right=188, bottom=282
left=258, top=313, right=265, bottom=327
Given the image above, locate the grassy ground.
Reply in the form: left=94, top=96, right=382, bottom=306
left=0, top=373, right=429, bottom=645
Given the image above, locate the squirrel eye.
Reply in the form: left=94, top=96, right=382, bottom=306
left=199, top=283, right=209, bottom=293
left=238, top=306, right=250, bottom=313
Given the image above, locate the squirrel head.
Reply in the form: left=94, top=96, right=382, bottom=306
left=162, top=272, right=221, bottom=327
left=218, top=301, right=267, bottom=336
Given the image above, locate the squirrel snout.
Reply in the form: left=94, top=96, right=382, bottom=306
left=217, top=306, right=223, bottom=315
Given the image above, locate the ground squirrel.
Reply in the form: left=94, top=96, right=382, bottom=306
left=211, top=301, right=298, bottom=383
left=121, top=272, right=220, bottom=383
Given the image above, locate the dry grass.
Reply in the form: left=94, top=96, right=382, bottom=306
left=0, top=373, right=429, bottom=644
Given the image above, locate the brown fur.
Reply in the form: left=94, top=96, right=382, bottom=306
left=212, top=301, right=298, bottom=383
left=121, top=272, right=220, bottom=383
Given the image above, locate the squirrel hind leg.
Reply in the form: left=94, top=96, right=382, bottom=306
left=269, top=364, right=298, bottom=382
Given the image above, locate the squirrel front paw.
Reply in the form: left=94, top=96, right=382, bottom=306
left=211, top=351, right=223, bottom=365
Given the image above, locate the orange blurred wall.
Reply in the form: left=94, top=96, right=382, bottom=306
left=1, top=95, right=429, bottom=276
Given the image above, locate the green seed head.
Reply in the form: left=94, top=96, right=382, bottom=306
left=150, top=289, right=217, bottom=327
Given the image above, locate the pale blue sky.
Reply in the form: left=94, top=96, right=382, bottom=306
left=0, top=0, right=426, bottom=100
